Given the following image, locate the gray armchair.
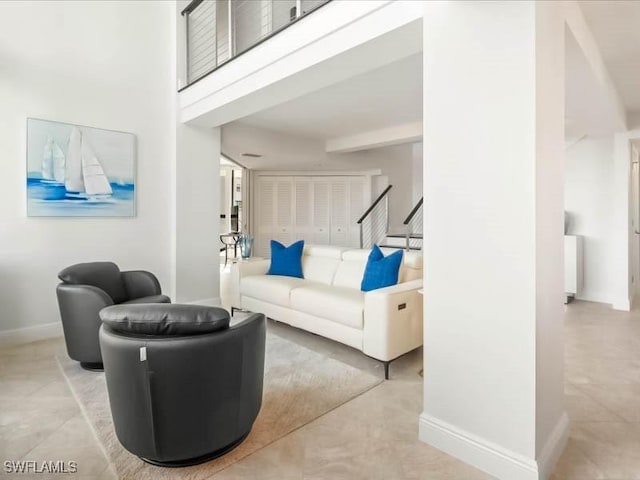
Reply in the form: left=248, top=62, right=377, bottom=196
left=56, top=262, right=170, bottom=370
left=99, top=305, right=266, bottom=467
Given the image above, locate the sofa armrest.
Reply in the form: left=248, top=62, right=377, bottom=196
left=362, top=279, right=423, bottom=361
left=230, top=260, right=270, bottom=307
left=121, top=270, right=162, bottom=300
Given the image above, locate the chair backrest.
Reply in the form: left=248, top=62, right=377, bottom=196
left=99, top=312, right=265, bottom=463
left=58, top=262, right=127, bottom=303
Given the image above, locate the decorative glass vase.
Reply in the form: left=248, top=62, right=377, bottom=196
left=238, top=234, right=254, bottom=259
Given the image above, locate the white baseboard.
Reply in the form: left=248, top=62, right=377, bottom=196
left=612, top=296, right=631, bottom=311
left=576, top=291, right=613, bottom=305
left=0, top=322, right=63, bottom=348
left=419, top=412, right=568, bottom=480
left=186, top=297, right=222, bottom=307
left=536, top=412, right=569, bottom=480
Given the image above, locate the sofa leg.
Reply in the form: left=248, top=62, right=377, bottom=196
left=382, top=360, right=390, bottom=380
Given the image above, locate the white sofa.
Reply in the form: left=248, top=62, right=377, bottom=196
left=231, top=245, right=423, bottom=378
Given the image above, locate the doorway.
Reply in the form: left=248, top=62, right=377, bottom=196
left=219, top=154, right=249, bottom=266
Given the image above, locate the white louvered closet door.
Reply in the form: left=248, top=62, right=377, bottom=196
left=312, top=178, right=331, bottom=245
left=330, top=179, right=349, bottom=247
left=256, top=177, right=275, bottom=257
left=348, top=177, right=367, bottom=247
left=294, top=177, right=313, bottom=243
left=274, top=178, right=294, bottom=246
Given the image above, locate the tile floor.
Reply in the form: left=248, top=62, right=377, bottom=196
left=0, top=300, right=639, bottom=479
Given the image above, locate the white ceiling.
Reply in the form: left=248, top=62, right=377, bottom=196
left=580, top=1, right=640, bottom=113
left=235, top=53, right=422, bottom=140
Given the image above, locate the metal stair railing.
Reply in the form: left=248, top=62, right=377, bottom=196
left=357, top=185, right=392, bottom=249
left=402, top=197, right=423, bottom=251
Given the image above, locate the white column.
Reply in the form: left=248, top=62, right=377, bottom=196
left=173, top=124, right=221, bottom=305
left=420, top=2, right=567, bottom=479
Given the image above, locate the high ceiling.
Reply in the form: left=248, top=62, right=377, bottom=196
left=235, top=53, right=422, bottom=140
left=580, top=1, right=640, bottom=114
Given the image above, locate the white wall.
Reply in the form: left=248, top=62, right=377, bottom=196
left=0, top=2, right=175, bottom=336
left=565, top=136, right=615, bottom=303
left=412, top=142, right=424, bottom=205
left=175, top=125, right=221, bottom=304
left=222, top=123, right=419, bottom=230
left=421, top=2, right=566, bottom=479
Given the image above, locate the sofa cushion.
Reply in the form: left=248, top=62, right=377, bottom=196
left=290, top=284, right=364, bottom=329
left=241, top=274, right=308, bottom=307
left=268, top=240, right=304, bottom=278
left=301, top=245, right=346, bottom=285
left=332, top=259, right=367, bottom=290
left=334, top=248, right=424, bottom=288
left=361, top=245, right=403, bottom=292
left=99, top=304, right=230, bottom=336
left=399, top=251, right=423, bottom=283
left=120, top=294, right=171, bottom=305
left=58, top=262, right=128, bottom=303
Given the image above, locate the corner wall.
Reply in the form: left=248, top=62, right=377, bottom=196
left=565, top=136, right=616, bottom=304
left=0, top=2, right=175, bottom=339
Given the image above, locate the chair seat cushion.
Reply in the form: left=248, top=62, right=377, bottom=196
left=58, top=262, right=127, bottom=303
left=120, top=294, right=171, bottom=305
left=99, top=304, right=230, bottom=336
left=240, top=275, right=308, bottom=307
left=290, top=284, right=364, bottom=329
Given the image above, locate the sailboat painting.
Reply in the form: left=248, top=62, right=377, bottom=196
left=27, top=118, right=135, bottom=217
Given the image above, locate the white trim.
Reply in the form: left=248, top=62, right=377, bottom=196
left=253, top=169, right=382, bottom=177
left=0, top=321, right=63, bottom=348
left=186, top=297, right=222, bottom=307
left=536, top=413, right=570, bottom=480
left=575, top=291, right=614, bottom=305
left=325, top=121, right=423, bottom=153
left=419, top=413, right=539, bottom=480
left=612, top=296, right=631, bottom=311
left=419, top=412, right=569, bottom=480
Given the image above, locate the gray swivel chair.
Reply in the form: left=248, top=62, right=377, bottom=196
left=56, top=262, right=170, bottom=370
left=98, top=304, right=266, bottom=467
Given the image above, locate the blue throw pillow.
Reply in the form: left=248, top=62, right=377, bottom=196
left=268, top=240, right=304, bottom=278
left=360, top=245, right=403, bottom=292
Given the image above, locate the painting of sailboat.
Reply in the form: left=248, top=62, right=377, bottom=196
left=27, top=118, right=135, bottom=216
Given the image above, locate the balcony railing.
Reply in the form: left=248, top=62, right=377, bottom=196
left=181, top=0, right=331, bottom=89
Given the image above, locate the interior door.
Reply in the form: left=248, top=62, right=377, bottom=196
left=256, top=177, right=275, bottom=257
left=312, top=177, right=330, bottom=244
left=348, top=177, right=367, bottom=247
left=330, top=178, right=349, bottom=246
left=294, top=177, right=312, bottom=243
left=274, top=178, right=294, bottom=246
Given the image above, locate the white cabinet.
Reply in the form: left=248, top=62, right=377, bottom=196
left=255, top=175, right=369, bottom=256
left=564, top=235, right=583, bottom=299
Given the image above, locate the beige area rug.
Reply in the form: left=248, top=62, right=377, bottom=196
left=57, top=327, right=382, bottom=479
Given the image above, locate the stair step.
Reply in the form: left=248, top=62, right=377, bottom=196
left=381, top=237, right=418, bottom=247
left=385, top=233, right=423, bottom=239
left=378, top=244, right=422, bottom=251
